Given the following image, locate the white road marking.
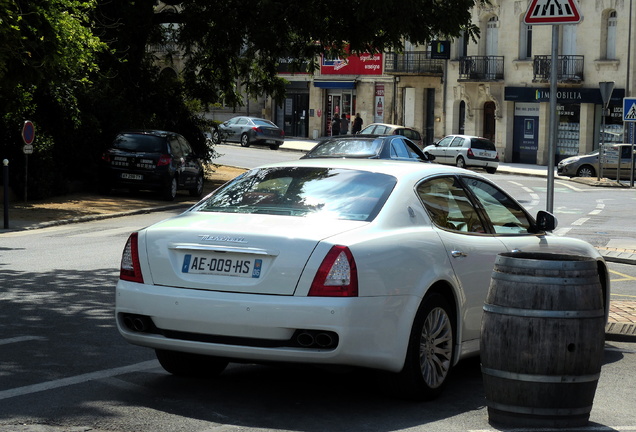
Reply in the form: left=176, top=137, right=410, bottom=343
left=572, top=217, right=590, bottom=226
left=0, top=360, right=159, bottom=401
left=0, top=336, right=47, bottom=346
left=553, top=227, right=572, bottom=236
left=470, top=428, right=636, bottom=432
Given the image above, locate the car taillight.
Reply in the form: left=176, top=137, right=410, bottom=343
left=495, top=153, right=500, bottom=161
left=467, top=148, right=474, bottom=157
left=280, top=130, right=285, bottom=137
left=252, top=127, right=262, bottom=133
left=157, top=154, right=172, bottom=166
left=120, top=232, right=144, bottom=283
left=101, top=153, right=111, bottom=162
left=308, top=245, right=358, bottom=297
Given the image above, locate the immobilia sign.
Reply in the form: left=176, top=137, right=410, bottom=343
left=505, top=87, right=625, bottom=104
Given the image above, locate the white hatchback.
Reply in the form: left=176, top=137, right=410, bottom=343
left=424, top=134, right=499, bottom=173
left=115, top=159, right=608, bottom=400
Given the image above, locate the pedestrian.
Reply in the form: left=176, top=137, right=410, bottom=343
left=340, top=113, right=350, bottom=135
left=351, top=113, right=363, bottom=134
left=331, top=116, right=341, bottom=135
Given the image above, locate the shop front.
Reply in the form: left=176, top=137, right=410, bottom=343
left=505, top=87, right=625, bottom=165
left=312, top=50, right=384, bottom=137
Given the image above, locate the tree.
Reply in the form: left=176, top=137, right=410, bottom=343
left=0, top=0, right=106, bottom=197
left=0, top=0, right=483, bottom=199
left=175, top=0, right=483, bottom=107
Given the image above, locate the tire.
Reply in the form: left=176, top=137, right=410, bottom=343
left=189, top=174, right=204, bottom=197
left=211, top=129, right=221, bottom=145
left=455, top=156, right=466, bottom=169
left=395, top=292, right=455, bottom=401
left=270, top=144, right=280, bottom=150
left=155, top=349, right=229, bottom=378
left=240, top=133, right=251, bottom=147
left=576, top=165, right=595, bottom=178
left=486, top=167, right=497, bottom=174
left=162, top=176, right=177, bottom=201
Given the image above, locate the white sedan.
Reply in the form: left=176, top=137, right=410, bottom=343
left=115, top=159, right=610, bottom=400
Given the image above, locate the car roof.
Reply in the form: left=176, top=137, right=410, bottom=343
left=365, top=123, right=415, bottom=130
left=231, top=116, right=268, bottom=121
left=252, top=157, right=485, bottom=182
left=117, top=130, right=177, bottom=138
left=317, top=134, right=387, bottom=141
left=443, top=134, right=491, bottom=140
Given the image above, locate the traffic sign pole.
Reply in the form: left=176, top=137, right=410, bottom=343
left=20, top=120, right=35, bottom=203
left=546, top=25, right=559, bottom=214
left=524, top=0, right=583, bottom=214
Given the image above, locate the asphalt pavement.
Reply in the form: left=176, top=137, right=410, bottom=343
left=2, top=137, right=634, bottom=340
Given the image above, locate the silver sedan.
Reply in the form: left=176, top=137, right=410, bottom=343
left=557, top=144, right=636, bottom=179
left=212, top=116, right=284, bottom=150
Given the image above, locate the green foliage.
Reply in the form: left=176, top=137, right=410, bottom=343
left=177, top=0, right=483, bottom=107
left=0, top=0, right=483, bottom=199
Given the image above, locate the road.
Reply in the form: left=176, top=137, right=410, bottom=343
left=0, top=145, right=635, bottom=431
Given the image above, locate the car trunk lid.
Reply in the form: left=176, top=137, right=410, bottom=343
left=142, top=212, right=364, bottom=295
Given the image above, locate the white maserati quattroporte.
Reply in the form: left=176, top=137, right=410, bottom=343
left=115, top=159, right=610, bottom=400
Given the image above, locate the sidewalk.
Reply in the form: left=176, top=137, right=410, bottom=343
left=2, top=138, right=635, bottom=341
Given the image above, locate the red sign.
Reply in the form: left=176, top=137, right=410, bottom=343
left=321, top=51, right=383, bottom=75
left=524, top=0, right=582, bottom=24
left=22, top=120, right=35, bottom=145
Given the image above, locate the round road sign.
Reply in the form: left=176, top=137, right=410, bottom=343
left=22, top=120, right=35, bottom=145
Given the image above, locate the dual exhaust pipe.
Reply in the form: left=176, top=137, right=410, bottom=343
left=295, top=330, right=338, bottom=349
left=121, top=313, right=156, bottom=333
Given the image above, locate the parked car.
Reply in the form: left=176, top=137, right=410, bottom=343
left=424, top=134, right=499, bottom=174
left=115, top=159, right=609, bottom=400
left=99, top=130, right=205, bottom=201
left=358, top=123, right=424, bottom=149
left=557, top=144, right=636, bottom=179
left=301, top=135, right=433, bottom=162
left=213, top=116, right=284, bottom=149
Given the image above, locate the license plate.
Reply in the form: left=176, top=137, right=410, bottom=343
left=265, top=140, right=275, bottom=144
left=121, top=173, right=143, bottom=180
left=182, top=254, right=262, bottom=278
left=478, top=151, right=492, bottom=157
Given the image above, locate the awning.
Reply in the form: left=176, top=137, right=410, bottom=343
left=313, top=81, right=356, bottom=89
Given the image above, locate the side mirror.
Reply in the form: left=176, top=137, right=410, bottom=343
left=425, top=152, right=436, bottom=161
left=535, top=210, right=557, bottom=232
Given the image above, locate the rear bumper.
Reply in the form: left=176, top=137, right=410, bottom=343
left=465, top=158, right=499, bottom=169
left=115, top=280, right=417, bottom=372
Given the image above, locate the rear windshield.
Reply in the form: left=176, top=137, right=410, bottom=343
left=470, top=138, right=496, bottom=151
left=253, top=119, right=277, bottom=127
left=194, top=167, right=396, bottom=221
left=306, top=138, right=383, bottom=158
left=112, top=134, right=166, bottom=153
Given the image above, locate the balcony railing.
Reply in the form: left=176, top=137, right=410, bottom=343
left=533, top=55, right=584, bottom=83
left=458, top=56, right=504, bottom=81
left=384, top=51, right=444, bottom=75
left=146, top=43, right=179, bottom=55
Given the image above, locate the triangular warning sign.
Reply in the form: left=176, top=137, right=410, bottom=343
left=524, top=0, right=583, bottom=25
left=626, top=104, right=636, bottom=120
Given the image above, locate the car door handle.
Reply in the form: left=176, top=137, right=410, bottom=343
left=451, top=250, right=467, bottom=258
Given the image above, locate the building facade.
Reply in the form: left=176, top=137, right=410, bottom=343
left=275, top=0, right=634, bottom=165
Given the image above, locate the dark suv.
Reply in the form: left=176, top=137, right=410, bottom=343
left=99, top=130, right=204, bottom=200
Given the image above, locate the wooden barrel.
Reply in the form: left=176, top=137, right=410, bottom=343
left=481, top=252, right=605, bottom=428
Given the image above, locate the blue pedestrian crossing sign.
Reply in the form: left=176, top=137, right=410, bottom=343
left=623, top=98, right=636, bottom=122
